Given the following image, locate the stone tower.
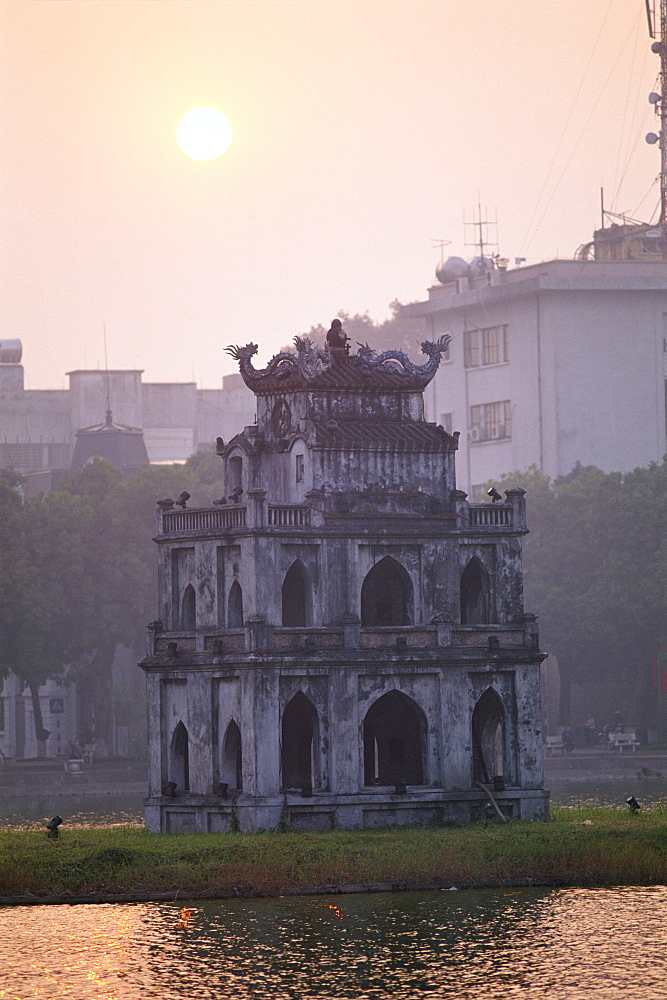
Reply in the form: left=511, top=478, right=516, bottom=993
left=141, top=332, right=548, bottom=832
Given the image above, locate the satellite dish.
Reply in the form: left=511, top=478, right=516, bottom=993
left=649, top=92, right=661, bottom=104
left=468, top=256, right=494, bottom=276
left=646, top=132, right=660, bottom=145
left=436, top=256, right=469, bottom=284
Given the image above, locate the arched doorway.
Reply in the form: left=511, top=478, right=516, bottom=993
left=460, top=557, right=490, bottom=624
left=281, top=692, right=319, bottom=791
left=361, top=556, right=413, bottom=626
left=363, top=690, right=426, bottom=786
left=221, top=720, right=242, bottom=791
left=169, top=720, right=190, bottom=791
left=181, top=584, right=196, bottom=630
left=282, top=560, right=309, bottom=626
left=227, top=581, right=243, bottom=628
left=471, top=688, right=505, bottom=785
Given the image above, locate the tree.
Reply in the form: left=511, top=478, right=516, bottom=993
left=492, top=462, right=667, bottom=728
left=0, top=457, right=228, bottom=749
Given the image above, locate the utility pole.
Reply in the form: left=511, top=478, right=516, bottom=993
left=646, top=0, right=667, bottom=259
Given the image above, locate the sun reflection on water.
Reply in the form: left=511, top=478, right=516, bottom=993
left=0, top=887, right=666, bottom=999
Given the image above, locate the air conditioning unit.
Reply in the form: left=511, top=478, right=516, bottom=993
left=470, top=427, right=480, bottom=442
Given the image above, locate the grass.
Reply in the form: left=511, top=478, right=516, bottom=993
left=1, top=806, right=666, bottom=901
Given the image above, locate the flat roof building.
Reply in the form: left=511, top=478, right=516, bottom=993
left=403, top=259, right=667, bottom=496
left=0, top=341, right=256, bottom=481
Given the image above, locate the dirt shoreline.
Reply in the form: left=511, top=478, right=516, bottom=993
left=0, top=875, right=619, bottom=908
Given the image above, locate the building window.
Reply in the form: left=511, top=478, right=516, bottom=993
left=221, top=720, right=243, bottom=792
left=460, top=556, right=490, bottom=624
left=227, top=581, right=244, bottom=628
left=228, top=455, right=243, bottom=493
left=642, top=229, right=661, bottom=254
left=464, top=325, right=508, bottom=368
left=440, top=412, right=453, bottom=435
left=469, top=400, right=512, bottom=443
left=282, top=560, right=309, bottom=626
left=295, top=453, right=304, bottom=483
left=169, top=721, right=190, bottom=792
left=363, top=691, right=426, bottom=786
left=281, top=692, right=320, bottom=791
left=181, top=584, right=196, bottom=630
left=361, top=556, right=413, bottom=626
left=472, top=688, right=506, bottom=785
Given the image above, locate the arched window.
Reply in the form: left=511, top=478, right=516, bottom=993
left=281, top=692, right=319, bottom=791
left=169, top=721, right=190, bottom=791
left=282, top=560, right=309, bottom=626
left=221, top=720, right=243, bottom=791
left=181, top=584, right=196, bottom=630
left=471, top=688, right=505, bottom=785
left=227, top=581, right=243, bottom=628
left=363, top=690, right=425, bottom=786
left=460, top=557, right=490, bottom=625
left=228, top=455, right=243, bottom=493
left=361, top=556, right=413, bottom=626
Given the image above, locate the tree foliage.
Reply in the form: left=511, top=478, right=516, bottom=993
left=495, top=462, right=667, bottom=725
left=0, top=455, right=226, bottom=742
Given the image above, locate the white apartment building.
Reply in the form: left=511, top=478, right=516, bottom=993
left=403, top=259, right=667, bottom=496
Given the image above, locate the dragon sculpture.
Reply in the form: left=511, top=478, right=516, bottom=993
left=225, top=334, right=451, bottom=391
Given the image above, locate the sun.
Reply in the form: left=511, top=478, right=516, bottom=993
left=176, top=107, right=233, bottom=160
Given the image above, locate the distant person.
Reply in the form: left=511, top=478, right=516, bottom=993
left=610, top=711, right=625, bottom=734
left=582, top=713, right=596, bottom=747
left=561, top=725, right=574, bottom=753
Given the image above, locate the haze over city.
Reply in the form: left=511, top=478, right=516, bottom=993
left=1, top=0, right=660, bottom=388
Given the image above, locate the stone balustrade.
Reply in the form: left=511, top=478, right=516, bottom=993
left=150, top=622, right=535, bottom=656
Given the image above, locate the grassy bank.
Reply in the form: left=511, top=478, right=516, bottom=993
left=1, top=807, right=666, bottom=902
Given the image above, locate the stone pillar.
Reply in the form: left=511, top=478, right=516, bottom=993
left=145, top=673, right=162, bottom=795
left=339, top=612, right=360, bottom=648
left=505, top=487, right=527, bottom=529
left=146, top=620, right=163, bottom=656
left=305, top=488, right=326, bottom=528
left=248, top=489, right=267, bottom=528
left=451, top=489, right=469, bottom=527
left=187, top=672, right=214, bottom=795
left=431, top=613, right=452, bottom=647
left=245, top=615, right=271, bottom=651
left=522, top=613, right=539, bottom=649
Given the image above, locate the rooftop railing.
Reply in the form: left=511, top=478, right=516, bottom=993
left=162, top=506, right=246, bottom=533
left=467, top=504, right=513, bottom=528
left=268, top=504, right=311, bottom=528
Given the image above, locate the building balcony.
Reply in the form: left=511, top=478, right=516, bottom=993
left=147, top=620, right=539, bottom=659
left=157, top=492, right=526, bottom=538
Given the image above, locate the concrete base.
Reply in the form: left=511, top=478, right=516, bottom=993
left=144, top=786, right=550, bottom=833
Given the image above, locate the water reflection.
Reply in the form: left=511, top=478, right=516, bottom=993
left=0, top=779, right=665, bottom=828
left=0, top=794, right=144, bottom=828
left=2, top=887, right=666, bottom=999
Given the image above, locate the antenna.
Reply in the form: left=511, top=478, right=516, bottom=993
left=431, top=239, right=452, bottom=264
left=103, top=321, right=112, bottom=425
left=463, top=197, right=499, bottom=260
left=645, top=0, right=667, bottom=259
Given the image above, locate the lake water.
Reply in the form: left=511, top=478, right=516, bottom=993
left=2, top=777, right=666, bottom=828
left=2, top=886, right=667, bottom=999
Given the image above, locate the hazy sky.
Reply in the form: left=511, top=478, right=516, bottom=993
left=1, top=0, right=660, bottom=389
